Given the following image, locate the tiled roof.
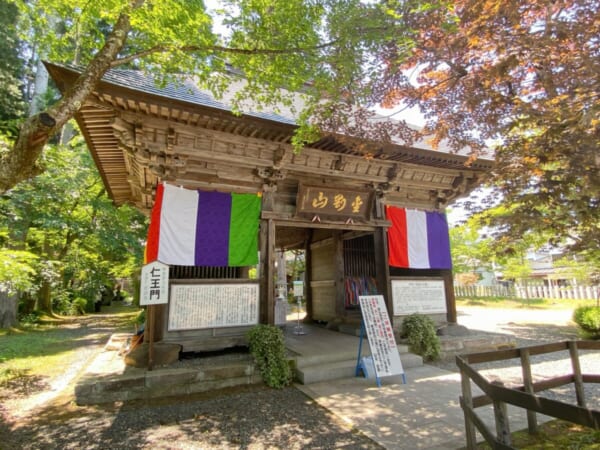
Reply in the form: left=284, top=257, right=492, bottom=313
left=99, top=68, right=297, bottom=126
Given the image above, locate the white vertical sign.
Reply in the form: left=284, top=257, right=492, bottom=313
left=293, top=280, right=304, bottom=297
left=140, top=261, right=169, bottom=306
left=359, top=295, right=404, bottom=378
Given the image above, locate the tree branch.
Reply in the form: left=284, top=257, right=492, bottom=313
left=110, top=39, right=344, bottom=68
left=1, top=6, right=140, bottom=194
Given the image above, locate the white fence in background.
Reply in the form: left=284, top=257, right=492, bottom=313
left=455, top=284, right=600, bottom=301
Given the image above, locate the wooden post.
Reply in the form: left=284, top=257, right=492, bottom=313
left=459, top=360, right=478, bottom=449
left=147, top=305, right=155, bottom=371
left=373, top=226, right=392, bottom=315
left=259, top=218, right=269, bottom=324
left=334, top=230, right=345, bottom=318
left=443, top=270, right=457, bottom=323
left=267, top=219, right=275, bottom=325
left=304, top=229, right=313, bottom=320
left=492, top=380, right=511, bottom=446
left=520, top=348, right=538, bottom=434
left=569, top=341, right=587, bottom=407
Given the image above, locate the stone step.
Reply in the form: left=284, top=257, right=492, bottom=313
left=295, top=351, right=422, bottom=385
left=75, top=353, right=261, bottom=405
left=294, top=343, right=411, bottom=369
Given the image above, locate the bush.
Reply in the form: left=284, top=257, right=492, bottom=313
left=573, top=306, right=600, bottom=339
left=401, top=314, right=441, bottom=361
left=18, top=311, right=41, bottom=325
left=247, top=325, right=291, bottom=388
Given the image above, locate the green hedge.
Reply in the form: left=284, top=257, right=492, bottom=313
left=401, top=314, right=441, bottom=361
left=247, top=325, right=291, bottom=388
left=573, top=306, right=600, bottom=339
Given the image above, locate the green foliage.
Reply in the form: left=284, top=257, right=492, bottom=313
left=52, top=291, right=88, bottom=315
left=247, top=324, right=291, bottom=388
left=0, top=249, right=38, bottom=293
left=572, top=306, right=600, bottom=339
left=18, top=311, right=42, bottom=325
left=0, top=0, right=26, bottom=123
left=133, top=309, right=145, bottom=326
left=0, top=135, right=147, bottom=314
left=401, top=314, right=441, bottom=361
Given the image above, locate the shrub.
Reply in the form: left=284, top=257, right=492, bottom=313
left=18, top=311, right=41, bottom=325
left=573, top=306, right=600, bottom=339
left=247, top=325, right=291, bottom=388
left=401, top=314, right=441, bottom=361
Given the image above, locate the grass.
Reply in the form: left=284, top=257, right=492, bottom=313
left=0, top=303, right=140, bottom=387
left=470, top=419, right=600, bottom=449
left=456, top=296, right=598, bottom=310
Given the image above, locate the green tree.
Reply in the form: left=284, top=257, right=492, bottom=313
left=0, top=135, right=147, bottom=316
left=0, top=0, right=26, bottom=126
left=449, top=216, right=495, bottom=275
left=378, top=0, right=599, bottom=255
left=2, top=0, right=416, bottom=193
left=1, top=0, right=597, bottom=260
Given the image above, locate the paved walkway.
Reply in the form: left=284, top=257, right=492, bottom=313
left=296, top=307, right=598, bottom=450
left=298, top=365, right=543, bottom=450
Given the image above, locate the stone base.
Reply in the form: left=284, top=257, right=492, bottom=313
left=125, top=343, right=182, bottom=368
left=439, top=332, right=516, bottom=360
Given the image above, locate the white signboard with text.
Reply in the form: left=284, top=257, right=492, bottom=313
left=140, top=261, right=169, bottom=306
left=359, top=295, right=404, bottom=378
left=392, top=279, right=447, bottom=315
left=168, top=283, right=259, bottom=330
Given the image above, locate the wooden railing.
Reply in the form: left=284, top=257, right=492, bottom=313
left=457, top=341, right=600, bottom=449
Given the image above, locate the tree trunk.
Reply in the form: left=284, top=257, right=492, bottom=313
left=36, top=279, right=53, bottom=315
left=0, top=290, right=18, bottom=328
left=0, top=9, right=136, bottom=194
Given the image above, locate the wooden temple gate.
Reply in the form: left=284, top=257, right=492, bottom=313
left=47, top=62, right=492, bottom=352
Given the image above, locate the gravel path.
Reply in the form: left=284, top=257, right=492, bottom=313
left=1, top=305, right=598, bottom=449
left=0, top=308, right=381, bottom=450
left=434, top=306, right=600, bottom=408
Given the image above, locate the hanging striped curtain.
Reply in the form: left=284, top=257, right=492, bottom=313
left=146, top=183, right=261, bottom=267
left=386, top=206, right=452, bottom=269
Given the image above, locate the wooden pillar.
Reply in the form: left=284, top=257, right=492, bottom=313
left=259, top=218, right=269, bottom=324
left=443, top=269, right=457, bottom=323
left=374, top=226, right=392, bottom=315
left=304, top=229, right=313, bottom=321
left=334, top=230, right=345, bottom=318
left=266, top=219, right=276, bottom=325
left=373, top=196, right=392, bottom=315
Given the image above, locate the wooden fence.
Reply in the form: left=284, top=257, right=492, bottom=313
left=457, top=340, right=600, bottom=449
left=455, top=284, right=600, bottom=301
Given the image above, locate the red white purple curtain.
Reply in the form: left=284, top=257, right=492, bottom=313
left=385, top=206, right=452, bottom=269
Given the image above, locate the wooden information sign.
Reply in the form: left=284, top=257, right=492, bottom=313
left=168, top=283, right=259, bottom=330
left=392, top=279, right=447, bottom=315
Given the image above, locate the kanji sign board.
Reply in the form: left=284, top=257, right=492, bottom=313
left=140, top=261, right=169, bottom=306
left=358, top=295, right=404, bottom=378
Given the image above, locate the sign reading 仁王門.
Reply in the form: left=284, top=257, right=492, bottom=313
left=140, top=261, right=169, bottom=306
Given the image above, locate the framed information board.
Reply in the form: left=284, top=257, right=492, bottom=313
left=168, top=283, right=259, bottom=330
left=392, top=279, right=447, bottom=315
